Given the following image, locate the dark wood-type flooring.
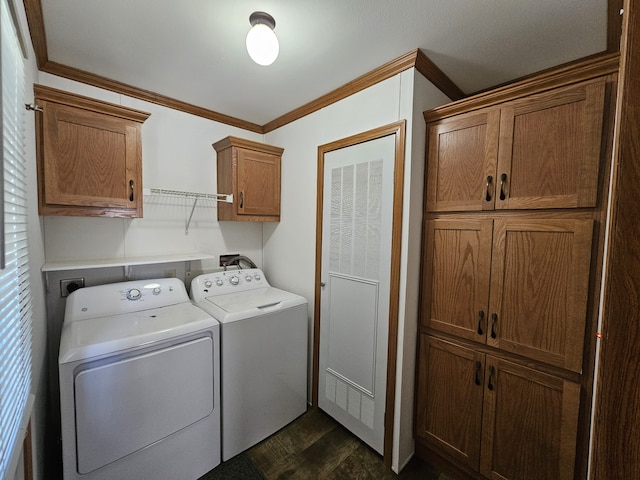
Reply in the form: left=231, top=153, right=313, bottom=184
left=245, top=408, right=451, bottom=480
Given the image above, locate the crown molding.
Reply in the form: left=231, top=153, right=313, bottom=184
left=39, top=61, right=264, bottom=133
left=22, top=0, right=47, bottom=67
left=414, top=49, right=465, bottom=102
left=424, top=52, right=620, bottom=122
left=262, top=49, right=465, bottom=132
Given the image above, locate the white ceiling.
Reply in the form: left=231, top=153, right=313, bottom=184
left=41, top=0, right=609, bottom=126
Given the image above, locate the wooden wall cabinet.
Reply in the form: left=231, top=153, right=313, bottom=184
left=34, top=85, right=150, bottom=218
left=416, top=336, right=581, bottom=480
left=425, top=78, right=606, bottom=212
left=213, top=136, right=283, bottom=222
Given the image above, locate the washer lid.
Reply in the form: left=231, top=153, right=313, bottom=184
left=200, top=287, right=307, bottom=323
left=59, top=302, right=218, bottom=364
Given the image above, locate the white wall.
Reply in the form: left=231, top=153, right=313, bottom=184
left=392, top=71, right=451, bottom=470
left=38, top=73, right=265, bottom=267
left=263, top=70, right=449, bottom=472
left=263, top=74, right=405, bottom=301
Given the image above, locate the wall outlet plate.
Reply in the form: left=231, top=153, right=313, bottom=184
left=219, top=253, right=239, bottom=267
left=60, top=278, right=85, bottom=298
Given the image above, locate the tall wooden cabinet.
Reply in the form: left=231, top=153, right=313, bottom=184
left=213, top=136, right=283, bottom=222
left=34, top=85, right=150, bottom=218
left=416, top=55, right=619, bottom=480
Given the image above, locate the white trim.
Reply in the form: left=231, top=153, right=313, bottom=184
left=5, top=394, right=34, bottom=480
left=6, top=0, right=27, bottom=59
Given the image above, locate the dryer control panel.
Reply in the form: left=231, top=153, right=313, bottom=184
left=64, top=277, right=190, bottom=323
left=191, top=268, right=270, bottom=298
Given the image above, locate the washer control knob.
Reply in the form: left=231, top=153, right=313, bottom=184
left=152, top=287, right=161, bottom=295
left=204, top=280, right=213, bottom=288
left=229, top=276, right=240, bottom=286
left=254, top=273, right=261, bottom=281
left=216, top=279, right=224, bottom=287
left=245, top=275, right=252, bottom=282
left=126, top=288, right=141, bottom=300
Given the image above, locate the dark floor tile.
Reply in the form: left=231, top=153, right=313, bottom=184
left=273, top=425, right=360, bottom=479
left=324, top=443, right=396, bottom=480
left=249, top=409, right=339, bottom=478
left=397, top=456, right=444, bottom=480
left=271, top=409, right=338, bottom=455
left=245, top=408, right=447, bottom=480
left=198, top=453, right=264, bottom=480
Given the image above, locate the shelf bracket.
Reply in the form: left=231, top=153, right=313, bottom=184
left=186, top=197, right=198, bottom=234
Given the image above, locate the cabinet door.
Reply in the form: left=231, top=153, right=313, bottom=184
left=480, top=357, right=580, bottom=480
left=422, top=219, right=493, bottom=342
left=237, top=148, right=281, bottom=217
left=488, top=218, right=593, bottom=372
left=495, top=78, right=606, bottom=210
left=416, top=336, right=485, bottom=470
left=426, top=109, right=499, bottom=212
left=40, top=100, right=142, bottom=215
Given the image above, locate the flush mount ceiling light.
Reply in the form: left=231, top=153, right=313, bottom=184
left=246, top=11, right=279, bottom=66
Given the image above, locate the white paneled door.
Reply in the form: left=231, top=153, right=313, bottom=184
left=318, top=134, right=396, bottom=454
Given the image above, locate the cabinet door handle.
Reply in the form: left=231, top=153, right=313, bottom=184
left=488, top=365, right=495, bottom=391
left=477, top=310, right=485, bottom=335
left=474, top=361, right=482, bottom=386
left=499, top=173, right=507, bottom=200
left=129, top=179, right=135, bottom=202
left=239, top=191, right=244, bottom=209
left=485, top=175, right=493, bottom=202
left=491, top=313, right=498, bottom=339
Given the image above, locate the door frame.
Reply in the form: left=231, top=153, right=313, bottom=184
left=312, top=120, right=406, bottom=467
left=591, top=0, right=640, bottom=477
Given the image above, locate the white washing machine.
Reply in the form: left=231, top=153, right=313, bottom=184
left=190, top=268, right=308, bottom=461
left=58, top=278, right=221, bottom=480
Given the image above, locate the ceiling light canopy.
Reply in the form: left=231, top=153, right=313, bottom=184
left=246, top=11, right=279, bottom=66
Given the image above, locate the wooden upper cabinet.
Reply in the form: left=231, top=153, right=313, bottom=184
left=496, top=78, right=606, bottom=209
left=488, top=218, right=594, bottom=372
left=426, top=109, right=499, bottom=212
left=425, top=77, right=607, bottom=212
left=422, top=218, right=493, bottom=341
left=416, top=336, right=485, bottom=470
left=480, top=356, right=581, bottom=480
left=213, top=136, right=283, bottom=222
left=34, top=85, right=150, bottom=218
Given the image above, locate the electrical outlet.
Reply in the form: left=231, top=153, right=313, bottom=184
left=220, top=253, right=239, bottom=267
left=60, top=278, right=85, bottom=298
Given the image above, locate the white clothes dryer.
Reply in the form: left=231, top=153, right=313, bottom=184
left=190, top=268, right=308, bottom=461
left=58, top=278, right=220, bottom=480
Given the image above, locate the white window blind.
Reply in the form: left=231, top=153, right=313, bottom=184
left=0, top=0, right=33, bottom=477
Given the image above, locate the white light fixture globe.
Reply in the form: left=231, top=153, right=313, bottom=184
left=246, top=11, right=279, bottom=66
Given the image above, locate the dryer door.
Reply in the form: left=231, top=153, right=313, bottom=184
left=74, top=336, right=214, bottom=474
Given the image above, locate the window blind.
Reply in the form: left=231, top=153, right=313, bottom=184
left=0, top=0, right=33, bottom=477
